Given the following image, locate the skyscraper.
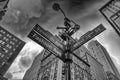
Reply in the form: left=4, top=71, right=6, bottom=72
left=23, top=44, right=110, bottom=80
left=70, top=46, right=91, bottom=80
left=99, top=0, right=120, bottom=37
left=88, top=40, right=120, bottom=79
left=74, top=46, right=107, bottom=80
left=0, top=26, right=25, bottom=76
left=87, top=53, right=107, bottom=80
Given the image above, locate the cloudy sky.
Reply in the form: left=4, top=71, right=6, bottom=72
left=0, top=0, right=120, bottom=79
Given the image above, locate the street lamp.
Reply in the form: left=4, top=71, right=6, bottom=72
left=53, top=3, right=80, bottom=39
left=53, top=3, right=67, bottom=18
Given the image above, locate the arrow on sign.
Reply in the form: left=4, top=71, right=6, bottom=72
left=71, top=24, right=106, bottom=51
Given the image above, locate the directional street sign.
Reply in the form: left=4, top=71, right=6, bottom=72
left=71, top=24, right=106, bottom=51
left=33, top=24, right=64, bottom=51
left=28, top=29, right=63, bottom=60
left=27, top=3, right=108, bottom=80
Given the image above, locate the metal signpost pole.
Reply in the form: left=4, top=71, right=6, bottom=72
left=52, top=4, right=72, bottom=80
left=28, top=3, right=106, bottom=80
left=64, top=36, right=72, bottom=80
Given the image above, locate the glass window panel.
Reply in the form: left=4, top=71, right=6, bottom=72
left=6, top=34, right=12, bottom=38
left=10, top=41, right=15, bottom=45
left=103, top=9, right=115, bottom=18
left=114, top=16, right=120, bottom=28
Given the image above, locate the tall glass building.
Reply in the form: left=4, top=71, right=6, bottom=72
left=88, top=40, right=120, bottom=79
left=0, top=26, right=25, bottom=76
left=99, top=0, right=120, bottom=37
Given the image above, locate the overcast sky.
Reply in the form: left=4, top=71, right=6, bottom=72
left=0, top=0, right=120, bottom=79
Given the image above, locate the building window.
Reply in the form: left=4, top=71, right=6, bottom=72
left=6, top=44, right=12, bottom=49
left=0, top=40, right=2, bottom=43
left=9, top=52, right=13, bottom=56
left=10, top=41, right=15, bottom=45
left=0, top=40, right=5, bottom=45
left=18, top=42, right=21, bottom=44
left=0, top=30, right=6, bottom=34
left=0, top=54, right=4, bottom=58
left=6, top=34, right=12, bottom=38
left=5, top=57, right=9, bottom=60
left=2, top=62, right=5, bottom=65
left=3, top=37, right=9, bottom=41
left=16, top=45, right=19, bottom=47
left=13, top=38, right=18, bottom=42
left=2, top=48, right=8, bottom=53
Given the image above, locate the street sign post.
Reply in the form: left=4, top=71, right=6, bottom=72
left=71, top=24, right=106, bottom=51
left=28, top=3, right=107, bottom=80
left=28, top=29, right=63, bottom=61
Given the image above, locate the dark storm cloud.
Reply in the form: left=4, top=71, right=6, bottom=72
left=25, top=0, right=107, bottom=31
left=1, top=0, right=58, bottom=37
left=61, top=0, right=105, bottom=17
left=24, top=0, right=106, bottom=34
left=19, top=56, right=32, bottom=68
left=1, top=7, right=29, bottom=37
left=1, top=0, right=107, bottom=37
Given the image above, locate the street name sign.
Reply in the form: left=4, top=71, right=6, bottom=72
left=33, top=24, right=64, bottom=51
left=71, top=24, right=106, bottom=51
left=28, top=29, right=62, bottom=60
